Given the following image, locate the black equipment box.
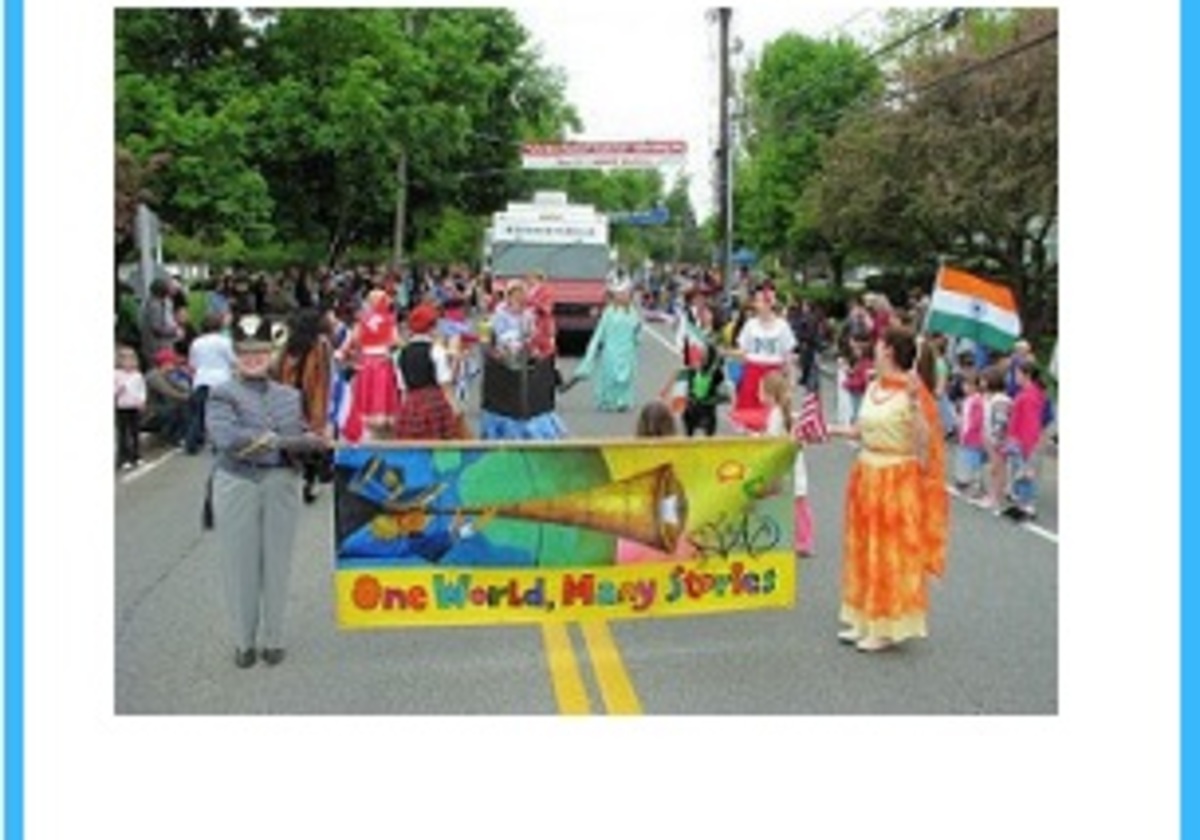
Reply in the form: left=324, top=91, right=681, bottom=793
left=481, top=353, right=557, bottom=419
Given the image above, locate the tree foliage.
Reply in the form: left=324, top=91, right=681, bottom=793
left=114, top=144, right=170, bottom=264
left=809, top=8, right=1058, bottom=338
left=116, top=9, right=693, bottom=269
left=733, top=33, right=882, bottom=274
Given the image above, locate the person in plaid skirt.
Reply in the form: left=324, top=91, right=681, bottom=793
left=394, top=302, right=460, bottom=440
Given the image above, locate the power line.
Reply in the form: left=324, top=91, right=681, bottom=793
left=864, top=8, right=964, bottom=61
left=906, top=27, right=1058, bottom=100
left=755, top=8, right=966, bottom=119
left=820, top=8, right=874, bottom=40
left=751, top=24, right=1057, bottom=143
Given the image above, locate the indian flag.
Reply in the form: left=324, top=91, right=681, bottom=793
left=925, top=266, right=1022, bottom=352
left=675, top=313, right=711, bottom=367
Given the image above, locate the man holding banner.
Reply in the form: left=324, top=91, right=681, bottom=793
left=206, top=315, right=331, bottom=669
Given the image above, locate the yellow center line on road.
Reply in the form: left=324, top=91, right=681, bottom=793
left=540, top=621, right=591, bottom=715
left=579, top=620, right=643, bottom=715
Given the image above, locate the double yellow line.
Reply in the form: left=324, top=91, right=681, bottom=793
left=540, top=620, right=642, bottom=715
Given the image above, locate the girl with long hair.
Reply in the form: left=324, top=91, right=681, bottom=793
left=276, top=308, right=334, bottom=503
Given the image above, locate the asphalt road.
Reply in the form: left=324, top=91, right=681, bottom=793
left=115, top=320, right=1058, bottom=715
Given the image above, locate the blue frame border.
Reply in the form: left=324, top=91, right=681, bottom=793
left=4, top=0, right=21, bottom=836
left=1185, top=1, right=1193, bottom=838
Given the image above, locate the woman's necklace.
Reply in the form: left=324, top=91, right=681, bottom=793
left=868, top=374, right=908, bottom=404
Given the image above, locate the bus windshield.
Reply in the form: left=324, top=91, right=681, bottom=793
left=490, top=242, right=610, bottom=280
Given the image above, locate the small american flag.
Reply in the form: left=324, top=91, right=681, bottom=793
left=794, top=390, right=828, bottom=443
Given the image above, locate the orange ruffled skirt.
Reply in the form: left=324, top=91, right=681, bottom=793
left=840, top=452, right=947, bottom=642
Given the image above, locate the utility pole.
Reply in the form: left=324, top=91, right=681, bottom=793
left=391, top=11, right=416, bottom=273
left=715, top=7, right=733, bottom=303
left=392, top=148, right=408, bottom=272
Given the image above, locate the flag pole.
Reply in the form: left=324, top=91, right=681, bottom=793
left=922, top=258, right=943, bottom=337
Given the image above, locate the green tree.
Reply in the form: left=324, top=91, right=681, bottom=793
left=115, top=8, right=582, bottom=267
left=733, top=33, right=881, bottom=278
left=116, top=9, right=274, bottom=255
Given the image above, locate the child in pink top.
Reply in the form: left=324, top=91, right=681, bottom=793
left=114, top=345, right=147, bottom=469
left=982, top=368, right=1013, bottom=511
left=1003, top=359, right=1047, bottom=520
left=954, top=374, right=987, bottom=495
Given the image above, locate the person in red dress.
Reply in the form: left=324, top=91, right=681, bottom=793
left=339, top=289, right=400, bottom=440
left=728, top=286, right=797, bottom=432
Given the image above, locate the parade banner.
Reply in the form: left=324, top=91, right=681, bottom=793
left=520, top=140, right=688, bottom=170
left=333, top=439, right=797, bottom=627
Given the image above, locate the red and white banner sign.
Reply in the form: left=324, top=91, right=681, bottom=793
left=521, top=140, right=688, bottom=170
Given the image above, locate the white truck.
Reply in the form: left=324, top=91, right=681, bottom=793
left=483, top=191, right=613, bottom=337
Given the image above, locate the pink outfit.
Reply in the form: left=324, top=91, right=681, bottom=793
left=115, top=369, right=147, bottom=409
left=615, top=538, right=667, bottom=565
left=765, top=405, right=816, bottom=555
left=794, top=498, right=814, bottom=555
left=1006, top=383, right=1046, bottom=458
left=959, top=393, right=986, bottom=448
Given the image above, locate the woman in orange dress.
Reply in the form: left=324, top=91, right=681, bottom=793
left=828, top=325, right=948, bottom=652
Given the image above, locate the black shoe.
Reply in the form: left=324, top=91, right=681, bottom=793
left=1001, top=504, right=1029, bottom=522
left=235, top=648, right=257, bottom=669
left=261, top=648, right=285, bottom=666
left=302, top=485, right=318, bottom=504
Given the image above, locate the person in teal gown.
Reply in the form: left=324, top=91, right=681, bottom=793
left=573, top=277, right=643, bottom=412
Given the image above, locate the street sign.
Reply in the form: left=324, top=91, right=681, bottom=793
left=610, top=206, right=670, bottom=226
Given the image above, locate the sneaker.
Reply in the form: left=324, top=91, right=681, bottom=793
left=837, top=627, right=861, bottom=644
left=1002, top=504, right=1033, bottom=522
left=121, top=462, right=136, bottom=472
left=855, top=636, right=894, bottom=653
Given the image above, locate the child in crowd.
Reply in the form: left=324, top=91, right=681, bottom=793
left=635, top=400, right=678, bottom=438
left=682, top=342, right=726, bottom=437
left=761, top=371, right=815, bottom=557
left=983, top=367, right=1014, bottom=511
left=145, top=347, right=193, bottom=447
left=1003, top=359, right=1047, bottom=521
left=843, top=340, right=872, bottom=424
left=114, top=345, right=147, bottom=470
left=618, top=401, right=680, bottom=564
left=954, top=373, right=987, bottom=497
